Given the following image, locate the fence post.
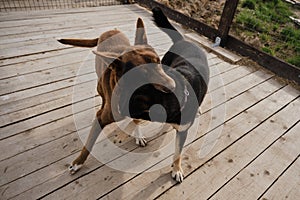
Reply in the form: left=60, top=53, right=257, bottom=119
left=218, top=0, right=239, bottom=47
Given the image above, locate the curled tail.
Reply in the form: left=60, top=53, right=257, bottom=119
left=58, top=38, right=98, bottom=47
left=152, top=7, right=183, bottom=43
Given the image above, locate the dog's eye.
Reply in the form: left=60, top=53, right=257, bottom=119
left=143, top=56, right=152, bottom=63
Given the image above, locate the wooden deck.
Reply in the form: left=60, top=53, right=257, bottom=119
left=0, top=4, right=299, bottom=200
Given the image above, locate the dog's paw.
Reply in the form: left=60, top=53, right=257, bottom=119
left=135, top=137, right=147, bottom=147
left=68, top=163, right=82, bottom=175
left=172, top=169, right=184, bottom=183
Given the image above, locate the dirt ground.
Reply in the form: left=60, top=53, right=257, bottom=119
left=157, top=0, right=226, bottom=28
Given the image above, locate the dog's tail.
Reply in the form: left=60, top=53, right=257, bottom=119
left=152, top=7, right=183, bottom=43
left=58, top=38, right=98, bottom=47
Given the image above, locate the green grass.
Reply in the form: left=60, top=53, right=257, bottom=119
left=234, top=0, right=300, bottom=68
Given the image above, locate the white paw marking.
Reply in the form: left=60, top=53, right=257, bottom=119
left=172, top=170, right=184, bottom=183
left=135, top=137, right=147, bottom=147
left=68, top=163, right=82, bottom=175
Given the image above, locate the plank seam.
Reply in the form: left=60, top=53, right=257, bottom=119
left=206, top=120, right=300, bottom=200
left=257, top=151, right=300, bottom=199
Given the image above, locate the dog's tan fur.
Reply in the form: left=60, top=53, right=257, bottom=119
left=58, top=18, right=175, bottom=174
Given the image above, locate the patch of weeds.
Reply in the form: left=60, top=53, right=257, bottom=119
left=287, top=56, right=300, bottom=67
left=260, top=33, right=271, bottom=43
left=281, top=26, right=300, bottom=43
left=262, top=46, right=275, bottom=56
left=234, top=0, right=299, bottom=67
left=236, top=10, right=266, bottom=32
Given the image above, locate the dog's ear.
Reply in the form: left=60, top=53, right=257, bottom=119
left=134, top=18, right=148, bottom=45
left=93, top=50, right=121, bottom=64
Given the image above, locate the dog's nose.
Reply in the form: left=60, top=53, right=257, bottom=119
left=165, top=77, right=176, bottom=92
left=153, top=75, right=176, bottom=93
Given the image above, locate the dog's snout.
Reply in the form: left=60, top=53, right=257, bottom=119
left=152, top=64, right=176, bottom=93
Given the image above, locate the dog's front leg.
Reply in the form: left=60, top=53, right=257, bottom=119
left=133, top=119, right=148, bottom=147
left=69, top=118, right=102, bottom=174
left=172, top=130, right=188, bottom=183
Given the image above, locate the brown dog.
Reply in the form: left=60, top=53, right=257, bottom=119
left=58, top=18, right=175, bottom=174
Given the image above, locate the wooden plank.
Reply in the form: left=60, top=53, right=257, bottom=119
left=201, top=70, right=273, bottom=113
left=0, top=79, right=95, bottom=116
left=0, top=15, right=145, bottom=37
left=208, top=65, right=255, bottom=92
left=261, top=157, right=300, bottom=200
left=0, top=7, right=152, bottom=38
left=208, top=56, right=223, bottom=66
left=157, top=96, right=299, bottom=200
left=0, top=59, right=94, bottom=96
left=0, top=72, right=94, bottom=108
left=0, top=93, right=106, bottom=187
left=1, top=28, right=164, bottom=56
left=0, top=47, right=80, bottom=67
left=0, top=49, right=90, bottom=80
left=0, top=40, right=69, bottom=60
left=0, top=16, right=167, bottom=60
left=0, top=128, right=86, bottom=187
left=0, top=105, right=98, bottom=162
left=0, top=5, right=141, bottom=21
left=38, top=76, right=288, bottom=199
left=0, top=141, right=99, bottom=200
left=0, top=28, right=168, bottom=62
left=185, top=33, right=242, bottom=63
left=0, top=80, right=97, bottom=130
left=210, top=123, right=300, bottom=200
left=0, top=88, right=97, bottom=140
left=209, top=62, right=240, bottom=78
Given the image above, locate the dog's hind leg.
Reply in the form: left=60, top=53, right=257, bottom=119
left=172, top=130, right=188, bottom=183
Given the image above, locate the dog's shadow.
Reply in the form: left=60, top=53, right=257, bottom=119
left=111, top=171, right=174, bottom=199
left=95, top=119, right=174, bottom=168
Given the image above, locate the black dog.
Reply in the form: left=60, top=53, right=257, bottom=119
left=151, top=7, right=209, bottom=182
left=119, top=7, right=209, bottom=182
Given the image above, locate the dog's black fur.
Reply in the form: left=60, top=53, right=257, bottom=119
left=122, top=7, right=209, bottom=127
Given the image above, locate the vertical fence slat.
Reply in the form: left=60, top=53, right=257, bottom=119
left=218, top=0, right=239, bottom=47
